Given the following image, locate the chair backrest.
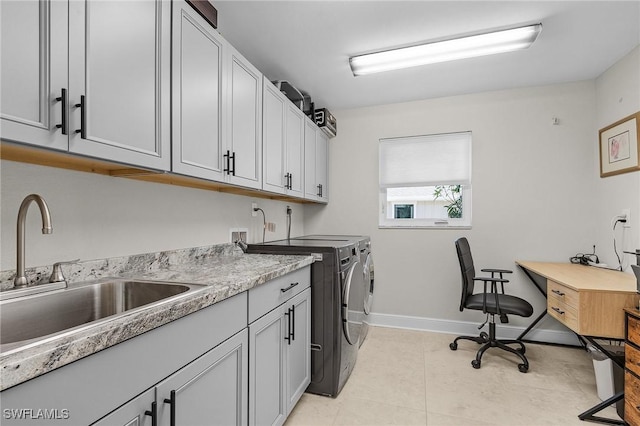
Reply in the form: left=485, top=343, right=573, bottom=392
left=455, top=237, right=476, bottom=312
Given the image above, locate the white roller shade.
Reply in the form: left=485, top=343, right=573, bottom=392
left=379, top=132, right=471, bottom=188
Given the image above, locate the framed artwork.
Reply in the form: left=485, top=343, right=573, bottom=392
left=599, top=112, right=640, bottom=177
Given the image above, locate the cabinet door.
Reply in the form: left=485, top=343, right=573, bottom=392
left=156, top=329, right=248, bottom=426
left=249, top=307, right=287, bottom=426
left=262, top=80, right=286, bottom=195
left=0, top=0, right=68, bottom=151
left=316, top=131, right=329, bottom=203
left=227, top=46, right=263, bottom=189
left=286, top=288, right=311, bottom=414
left=93, top=388, right=155, bottom=426
left=171, top=0, right=225, bottom=181
left=285, top=105, right=305, bottom=198
left=68, top=0, right=170, bottom=170
left=303, top=119, right=318, bottom=200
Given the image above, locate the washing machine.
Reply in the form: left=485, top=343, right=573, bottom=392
left=247, top=238, right=364, bottom=397
left=296, top=235, right=374, bottom=347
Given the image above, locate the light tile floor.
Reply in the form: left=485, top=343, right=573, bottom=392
left=285, top=326, right=623, bottom=426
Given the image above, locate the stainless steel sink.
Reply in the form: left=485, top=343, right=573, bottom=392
left=0, top=279, right=206, bottom=350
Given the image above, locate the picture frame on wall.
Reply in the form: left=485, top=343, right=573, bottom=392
left=599, top=111, right=640, bottom=177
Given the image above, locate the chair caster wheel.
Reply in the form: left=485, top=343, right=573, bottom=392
left=518, top=364, right=529, bottom=373
left=479, top=332, right=489, bottom=342
left=517, top=346, right=526, bottom=355
left=471, top=360, right=481, bottom=369
left=449, top=342, right=457, bottom=351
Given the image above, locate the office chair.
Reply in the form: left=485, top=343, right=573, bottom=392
left=449, top=237, right=534, bottom=373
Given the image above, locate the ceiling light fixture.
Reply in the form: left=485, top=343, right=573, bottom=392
left=349, top=23, right=542, bottom=76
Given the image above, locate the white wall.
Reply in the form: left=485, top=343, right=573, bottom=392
left=594, top=45, right=640, bottom=270
left=0, top=160, right=304, bottom=270
left=304, top=81, right=598, bottom=329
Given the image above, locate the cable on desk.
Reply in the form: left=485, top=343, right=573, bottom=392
left=612, top=216, right=627, bottom=271
left=570, top=245, right=599, bottom=265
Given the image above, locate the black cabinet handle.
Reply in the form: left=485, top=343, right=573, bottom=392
left=144, top=401, right=157, bottom=426
left=291, top=304, right=295, bottom=341
left=230, top=151, right=236, bottom=176
left=223, top=150, right=230, bottom=174
left=164, top=390, right=176, bottom=426
left=317, top=184, right=323, bottom=197
left=551, top=306, right=565, bottom=315
left=551, top=289, right=565, bottom=297
left=74, top=95, right=85, bottom=139
left=280, top=282, right=299, bottom=293
left=55, top=88, right=67, bottom=135
left=284, top=309, right=291, bottom=344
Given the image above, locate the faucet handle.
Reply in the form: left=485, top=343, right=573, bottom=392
left=50, top=259, right=80, bottom=283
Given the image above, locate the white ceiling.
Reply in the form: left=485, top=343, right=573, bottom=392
left=214, top=1, right=640, bottom=111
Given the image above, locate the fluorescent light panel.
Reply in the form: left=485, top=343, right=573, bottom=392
left=349, top=24, right=542, bottom=76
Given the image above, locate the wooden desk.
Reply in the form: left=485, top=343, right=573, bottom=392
left=517, top=261, right=638, bottom=425
left=516, top=261, right=638, bottom=339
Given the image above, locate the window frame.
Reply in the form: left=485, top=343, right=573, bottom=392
left=378, top=132, right=472, bottom=229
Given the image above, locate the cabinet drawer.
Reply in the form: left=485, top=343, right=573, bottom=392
left=627, top=343, right=640, bottom=378
left=547, top=280, right=579, bottom=309
left=248, top=266, right=310, bottom=323
left=626, top=370, right=640, bottom=425
left=629, top=314, right=640, bottom=347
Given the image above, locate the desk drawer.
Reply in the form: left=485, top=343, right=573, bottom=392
left=547, top=297, right=578, bottom=331
left=626, top=371, right=640, bottom=426
left=547, top=280, right=579, bottom=309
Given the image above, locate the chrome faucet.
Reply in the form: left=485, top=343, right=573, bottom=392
left=14, top=194, right=53, bottom=287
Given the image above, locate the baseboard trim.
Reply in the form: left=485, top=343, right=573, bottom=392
left=366, top=312, right=581, bottom=346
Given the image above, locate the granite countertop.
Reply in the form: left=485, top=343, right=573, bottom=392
left=0, top=244, right=314, bottom=391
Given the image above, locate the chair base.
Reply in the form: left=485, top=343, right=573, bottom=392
left=449, top=321, right=529, bottom=373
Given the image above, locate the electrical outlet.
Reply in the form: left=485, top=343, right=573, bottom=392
left=622, top=208, right=631, bottom=228
left=251, top=203, right=258, bottom=217
left=230, top=228, right=248, bottom=243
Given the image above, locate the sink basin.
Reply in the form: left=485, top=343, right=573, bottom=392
left=0, top=279, right=205, bottom=350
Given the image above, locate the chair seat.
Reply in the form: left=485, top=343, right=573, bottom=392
left=465, top=293, right=534, bottom=317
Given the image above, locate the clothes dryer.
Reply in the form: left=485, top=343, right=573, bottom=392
left=247, top=239, right=363, bottom=397
left=296, top=235, right=374, bottom=347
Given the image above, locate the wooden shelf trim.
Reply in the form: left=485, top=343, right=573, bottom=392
left=0, top=142, right=314, bottom=204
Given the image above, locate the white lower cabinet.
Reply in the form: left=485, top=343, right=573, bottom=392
left=248, top=268, right=311, bottom=426
left=95, top=329, right=248, bottom=426
left=0, top=269, right=311, bottom=426
left=0, top=293, right=247, bottom=426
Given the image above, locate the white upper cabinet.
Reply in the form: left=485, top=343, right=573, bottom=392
left=0, top=0, right=69, bottom=151
left=171, top=1, right=262, bottom=188
left=263, top=80, right=286, bottom=194
left=226, top=44, right=263, bottom=190
left=1, top=0, right=325, bottom=202
left=68, top=0, right=171, bottom=170
left=285, top=105, right=305, bottom=197
left=263, top=79, right=305, bottom=198
left=171, top=0, right=225, bottom=181
left=316, top=130, right=329, bottom=202
left=304, top=118, right=329, bottom=203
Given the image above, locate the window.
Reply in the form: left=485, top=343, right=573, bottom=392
left=394, top=204, right=415, bottom=219
left=379, top=132, right=472, bottom=228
